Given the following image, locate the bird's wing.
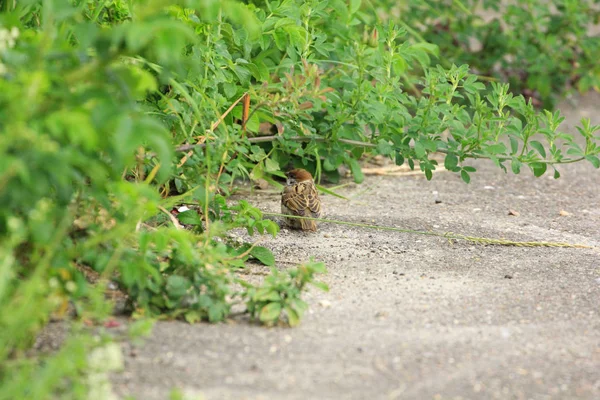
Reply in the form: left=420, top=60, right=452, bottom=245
left=282, top=184, right=309, bottom=216
left=304, top=183, right=321, bottom=217
left=282, top=182, right=321, bottom=217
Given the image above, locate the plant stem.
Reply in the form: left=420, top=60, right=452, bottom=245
left=263, top=212, right=592, bottom=249
left=174, top=135, right=586, bottom=166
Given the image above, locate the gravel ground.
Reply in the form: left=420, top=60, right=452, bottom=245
left=98, top=92, right=596, bottom=399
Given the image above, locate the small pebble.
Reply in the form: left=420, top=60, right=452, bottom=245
left=318, top=300, right=332, bottom=308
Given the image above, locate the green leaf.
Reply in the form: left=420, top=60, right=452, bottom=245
left=284, top=305, right=301, bottom=327
left=414, top=141, right=426, bottom=158
left=349, top=0, right=362, bottom=14
left=330, top=0, right=348, bottom=18
left=208, top=303, right=227, bottom=322
left=273, top=31, right=287, bottom=50
left=177, top=210, right=201, bottom=225
left=348, top=158, right=364, bottom=183
left=411, top=42, right=440, bottom=57
left=264, top=157, right=279, bottom=173
left=425, top=168, right=432, bottom=180
left=184, top=311, right=202, bottom=324
left=166, top=275, right=191, bottom=299
left=250, top=161, right=264, bottom=180
left=222, top=82, right=237, bottom=98
left=567, top=145, right=584, bottom=157
left=529, top=141, right=546, bottom=158
left=285, top=25, right=307, bottom=49
left=264, top=221, right=280, bottom=237
left=245, top=113, right=260, bottom=132
left=460, top=170, right=471, bottom=183
left=585, top=155, right=600, bottom=168
left=553, top=168, right=561, bottom=179
left=531, top=162, right=547, bottom=177
left=444, top=153, right=458, bottom=170
left=307, top=261, right=327, bottom=274
left=486, top=143, right=507, bottom=155
left=311, top=281, right=329, bottom=292
left=247, top=61, right=269, bottom=82
left=251, top=246, right=275, bottom=266
left=113, top=64, right=158, bottom=99
left=406, top=47, right=430, bottom=66
left=377, top=139, right=393, bottom=156
left=254, top=288, right=281, bottom=301
left=259, top=302, right=282, bottom=324
left=221, top=1, right=261, bottom=39
left=291, top=298, right=308, bottom=314
left=393, top=56, right=408, bottom=75
left=509, top=136, right=519, bottom=154
left=138, top=117, right=173, bottom=182
left=395, top=152, right=405, bottom=166
left=511, top=159, right=522, bottom=174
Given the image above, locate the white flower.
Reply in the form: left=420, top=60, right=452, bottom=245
left=0, top=27, right=19, bottom=50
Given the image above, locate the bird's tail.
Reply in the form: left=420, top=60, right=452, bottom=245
left=300, top=218, right=317, bottom=232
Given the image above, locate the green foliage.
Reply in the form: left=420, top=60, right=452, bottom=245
left=399, top=0, right=600, bottom=109
left=244, top=260, right=328, bottom=327
left=0, top=333, right=124, bottom=400
left=1, top=0, right=599, bottom=398
left=149, top=0, right=599, bottom=188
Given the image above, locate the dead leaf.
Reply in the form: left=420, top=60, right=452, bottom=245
left=253, top=179, right=269, bottom=190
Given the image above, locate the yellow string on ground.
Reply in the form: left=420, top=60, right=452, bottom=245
left=263, top=212, right=592, bottom=249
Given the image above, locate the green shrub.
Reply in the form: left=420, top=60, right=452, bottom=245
left=395, top=0, right=600, bottom=108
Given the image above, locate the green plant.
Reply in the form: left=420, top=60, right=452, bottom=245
left=1, top=0, right=599, bottom=398
left=244, top=260, right=328, bottom=327
left=396, top=0, right=600, bottom=109
left=161, top=2, right=599, bottom=189
left=0, top=1, right=317, bottom=397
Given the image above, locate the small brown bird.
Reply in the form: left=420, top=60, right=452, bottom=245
left=281, top=168, right=322, bottom=231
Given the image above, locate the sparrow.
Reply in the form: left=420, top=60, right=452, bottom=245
left=281, top=168, right=322, bottom=231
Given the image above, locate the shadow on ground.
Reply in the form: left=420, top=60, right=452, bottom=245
left=112, top=93, right=600, bottom=400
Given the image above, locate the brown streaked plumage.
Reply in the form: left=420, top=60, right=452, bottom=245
left=281, top=168, right=322, bottom=231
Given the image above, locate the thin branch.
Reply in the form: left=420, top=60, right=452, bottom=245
left=264, top=212, right=592, bottom=249
left=158, top=206, right=184, bottom=230
left=173, top=135, right=590, bottom=166
left=223, top=238, right=264, bottom=261
left=209, top=92, right=249, bottom=132
left=177, top=92, right=248, bottom=167
left=241, top=93, right=250, bottom=136
left=175, top=135, right=376, bottom=152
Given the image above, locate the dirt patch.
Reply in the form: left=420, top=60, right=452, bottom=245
left=107, top=92, right=600, bottom=400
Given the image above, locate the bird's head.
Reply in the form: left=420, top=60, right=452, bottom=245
left=286, top=168, right=313, bottom=186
